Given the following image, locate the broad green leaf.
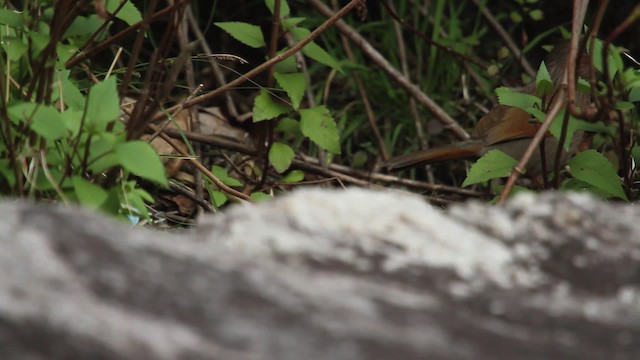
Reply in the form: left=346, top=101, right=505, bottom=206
left=3, top=38, right=27, bottom=61
left=275, top=117, right=300, bottom=134
left=251, top=192, right=271, bottom=201
left=211, top=165, right=243, bottom=187
left=60, top=109, right=83, bottom=137
left=65, top=15, right=102, bottom=37
left=616, top=101, right=634, bottom=110
left=88, top=133, right=122, bottom=173
left=462, top=150, right=519, bottom=187
left=269, top=142, right=294, bottom=173
left=567, top=150, right=627, bottom=200
left=72, top=176, right=108, bottom=209
left=274, top=52, right=298, bottom=73
left=105, top=0, right=143, bottom=26
left=7, top=102, right=37, bottom=125
left=214, top=22, right=265, bottom=48
left=562, top=178, right=615, bottom=199
left=496, top=86, right=540, bottom=110
left=299, top=105, right=340, bottom=154
left=282, top=169, right=304, bottom=183
left=52, top=70, right=85, bottom=110
left=31, top=105, right=67, bottom=140
left=0, top=9, right=24, bottom=27
left=274, top=72, right=306, bottom=109
left=627, top=80, right=640, bottom=102
left=34, top=167, right=70, bottom=191
left=290, top=27, right=341, bottom=71
left=126, top=186, right=153, bottom=220
left=253, top=89, right=290, bottom=122
left=86, top=77, right=120, bottom=129
left=590, top=38, right=618, bottom=80
left=632, top=145, right=640, bottom=164
left=115, top=141, right=168, bottom=187
left=545, top=110, right=588, bottom=152
left=30, top=31, right=50, bottom=58
left=265, top=0, right=290, bottom=17
left=210, top=190, right=228, bottom=208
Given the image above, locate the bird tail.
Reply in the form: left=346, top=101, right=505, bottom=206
left=383, top=141, right=485, bottom=171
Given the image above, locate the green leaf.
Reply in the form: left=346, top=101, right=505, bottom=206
left=628, top=83, right=640, bottom=103
left=269, top=142, right=295, bottom=173
left=0, top=9, right=24, bottom=27
left=265, top=0, right=290, bottom=17
left=3, top=38, right=27, bottom=61
left=590, top=38, right=618, bottom=80
left=462, top=150, right=519, bottom=187
left=510, top=11, right=523, bottom=23
left=546, top=110, right=588, bottom=152
left=616, top=101, right=634, bottom=110
left=72, top=176, right=108, bottom=209
left=274, top=52, right=299, bottom=73
left=31, top=105, right=67, bottom=140
left=282, top=17, right=306, bottom=31
left=567, top=150, right=627, bottom=200
left=56, top=70, right=86, bottom=110
left=86, top=77, right=120, bottom=130
left=60, top=109, right=83, bottom=136
left=105, top=0, right=142, bottom=26
left=214, top=21, right=265, bottom=48
left=88, top=133, right=123, bottom=173
left=210, top=165, right=243, bottom=187
left=536, top=62, right=554, bottom=96
left=251, top=192, right=271, bottom=201
left=632, top=145, right=640, bottom=164
left=115, top=141, right=168, bottom=187
left=299, top=105, right=341, bottom=154
left=274, top=72, right=306, bottom=109
left=65, top=15, right=102, bottom=37
left=290, top=27, right=341, bottom=71
left=282, top=169, right=305, bottom=183
left=496, top=86, right=540, bottom=110
left=528, top=9, right=544, bottom=21
left=274, top=117, right=300, bottom=134
left=7, top=102, right=37, bottom=125
left=210, top=190, right=228, bottom=208
left=127, top=186, right=153, bottom=220
left=351, top=150, right=368, bottom=168
left=253, top=89, right=290, bottom=122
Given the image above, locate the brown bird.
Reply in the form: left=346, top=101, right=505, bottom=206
left=384, top=41, right=590, bottom=177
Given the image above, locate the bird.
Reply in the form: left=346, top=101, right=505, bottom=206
left=383, top=40, right=590, bottom=177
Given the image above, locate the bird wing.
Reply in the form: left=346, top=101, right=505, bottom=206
left=474, top=105, right=543, bottom=146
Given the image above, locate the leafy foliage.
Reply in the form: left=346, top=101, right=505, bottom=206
left=0, top=1, right=167, bottom=221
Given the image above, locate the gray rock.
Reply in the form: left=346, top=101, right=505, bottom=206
left=0, top=188, right=638, bottom=359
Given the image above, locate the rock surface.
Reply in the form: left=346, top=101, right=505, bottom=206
left=0, top=188, right=639, bottom=359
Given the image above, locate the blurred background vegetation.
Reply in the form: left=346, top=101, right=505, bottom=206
left=1, top=0, right=639, bottom=226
